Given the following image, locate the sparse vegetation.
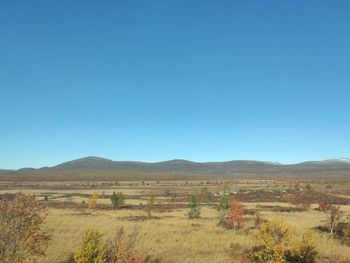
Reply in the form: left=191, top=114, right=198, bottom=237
left=0, top=179, right=349, bottom=263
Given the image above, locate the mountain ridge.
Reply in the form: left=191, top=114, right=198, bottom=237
left=2, top=156, right=350, bottom=175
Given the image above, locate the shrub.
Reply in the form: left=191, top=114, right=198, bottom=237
left=329, top=205, right=343, bottom=235
left=146, top=194, right=155, bottom=218
left=223, top=199, right=245, bottom=230
left=111, top=192, right=124, bottom=210
left=305, top=184, right=313, bottom=192
left=187, top=194, right=201, bottom=219
left=218, top=193, right=230, bottom=210
left=252, top=218, right=294, bottom=263
left=289, top=230, right=318, bottom=263
left=74, top=229, right=106, bottom=263
left=255, top=212, right=263, bottom=228
left=223, top=181, right=231, bottom=192
left=325, top=184, right=332, bottom=190
left=318, top=198, right=332, bottom=211
left=200, top=187, right=213, bottom=204
left=106, top=227, right=144, bottom=263
left=252, top=218, right=318, bottom=263
left=343, top=223, right=350, bottom=237
left=89, top=192, right=98, bottom=209
left=0, top=193, right=51, bottom=263
left=287, top=193, right=311, bottom=211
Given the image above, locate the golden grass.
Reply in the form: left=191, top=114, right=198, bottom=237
left=2, top=179, right=350, bottom=263
left=27, top=204, right=350, bottom=263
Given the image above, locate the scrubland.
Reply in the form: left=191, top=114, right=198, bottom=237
left=1, top=179, right=350, bottom=263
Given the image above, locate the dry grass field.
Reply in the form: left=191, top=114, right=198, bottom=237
left=1, top=179, right=350, bottom=263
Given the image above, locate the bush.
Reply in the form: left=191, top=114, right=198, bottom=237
left=255, top=212, right=263, bottom=228
left=200, top=187, right=213, bottom=204
left=252, top=218, right=318, bottom=263
left=218, top=193, right=230, bottom=210
left=0, top=193, right=51, bottom=263
left=329, top=205, right=343, bottom=235
left=146, top=194, right=155, bottom=218
left=111, top=192, right=124, bottom=210
left=89, top=192, right=98, bottom=209
left=187, top=194, right=201, bottom=219
left=253, top=217, right=294, bottom=263
left=318, top=196, right=332, bottom=211
left=74, top=229, right=106, bottom=263
left=106, top=227, right=144, bottom=263
left=288, top=230, right=318, bottom=263
left=219, top=199, right=245, bottom=230
left=286, top=193, right=311, bottom=211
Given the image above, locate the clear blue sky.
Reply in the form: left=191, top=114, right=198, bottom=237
left=1, top=1, right=350, bottom=169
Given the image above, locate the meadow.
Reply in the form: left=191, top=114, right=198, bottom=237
left=1, top=179, right=350, bottom=263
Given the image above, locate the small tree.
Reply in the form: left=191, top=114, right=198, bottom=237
left=218, top=193, right=230, bottom=210
left=74, top=229, right=106, bottom=263
left=226, top=199, right=245, bottom=230
left=146, top=194, right=155, bottom=218
left=89, top=192, right=98, bottom=209
left=110, top=192, right=124, bottom=210
left=187, top=194, right=201, bottom=219
left=329, top=205, right=343, bottom=235
left=0, top=193, right=51, bottom=263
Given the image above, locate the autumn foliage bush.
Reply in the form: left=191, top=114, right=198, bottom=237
left=74, top=228, right=145, bottom=263
left=106, top=227, right=144, bottom=263
left=0, top=193, right=51, bottom=263
left=89, top=192, right=99, bottom=209
left=318, top=198, right=332, bottom=211
left=220, top=199, right=245, bottom=230
left=252, top=217, right=318, bottom=263
left=286, top=193, right=311, bottom=211
left=74, top=229, right=106, bottom=263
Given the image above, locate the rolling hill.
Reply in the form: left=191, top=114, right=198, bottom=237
left=2, top=156, right=350, bottom=177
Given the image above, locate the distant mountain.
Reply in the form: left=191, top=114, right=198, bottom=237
left=2, top=157, right=350, bottom=177
left=0, top=169, right=13, bottom=173
left=2, top=156, right=347, bottom=175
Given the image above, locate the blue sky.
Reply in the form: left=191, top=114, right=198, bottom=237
left=1, top=1, right=350, bottom=169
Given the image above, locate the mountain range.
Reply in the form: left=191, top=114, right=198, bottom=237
left=2, top=156, right=350, bottom=175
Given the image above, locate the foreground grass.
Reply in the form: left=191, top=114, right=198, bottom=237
left=33, top=205, right=350, bottom=263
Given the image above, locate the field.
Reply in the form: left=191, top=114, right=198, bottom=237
left=1, top=178, right=350, bottom=263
